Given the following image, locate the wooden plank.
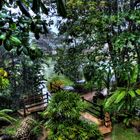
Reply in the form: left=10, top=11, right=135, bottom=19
left=23, top=93, right=49, bottom=104
left=18, top=104, right=47, bottom=116
left=81, top=112, right=103, bottom=126
left=81, top=112, right=112, bottom=135
left=26, top=101, right=48, bottom=110
left=27, top=104, right=47, bottom=113
left=17, top=109, right=31, bottom=116
left=99, top=126, right=112, bottom=135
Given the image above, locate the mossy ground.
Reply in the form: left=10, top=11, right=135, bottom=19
left=111, top=124, right=140, bottom=140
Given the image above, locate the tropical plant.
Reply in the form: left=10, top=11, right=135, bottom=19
left=42, top=90, right=103, bottom=140
left=105, top=88, right=140, bottom=110
left=0, top=109, right=16, bottom=125
left=105, top=63, right=140, bottom=112
left=104, top=86, right=140, bottom=126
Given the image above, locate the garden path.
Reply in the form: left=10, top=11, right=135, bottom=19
left=81, top=91, right=96, bottom=101
left=39, top=127, right=48, bottom=140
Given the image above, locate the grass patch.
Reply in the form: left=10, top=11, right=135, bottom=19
left=54, top=74, right=74, bottom=86
left=112, top=124, right=140, bottom=140
left=1, top=118, right=21, bottom=136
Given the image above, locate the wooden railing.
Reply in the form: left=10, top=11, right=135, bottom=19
left=50, top=83, right=104, bottom=120
left=82, top=97, right=104, bottom=120
left=21, top=92, right=51, bottom=117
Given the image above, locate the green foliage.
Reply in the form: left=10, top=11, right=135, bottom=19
left=135, top=89, right=140, bottom=95
left=105, top=88, right=140, bottom=110
left=31, top=120, right=43, bottom=137
left=20, top=56, right=45, bottom=97
left=0, top=109, right=16, bottom=125
left=1, top=118, right=21, bottom=136
left=47, top=74, right=74, bottom=92
left=0, top=0, right=67, bottom=57
left=0, top=76, right=9, bottom=90
left=83, top=64, right=95, bottom=82
left=112, top=124, right=140, bottom=140
left=43, top=91, right=87, bottom=121
left=47, top=120, right=103, bottom=140
left=42, top=90, right=102, bottom=140
left=0, top=92, right=12, bottom=109
left=54, top=47, right=84, bottom=82
left=104, top=86, right=140, bottom=126
left=56, top=0, right=140, bottom=90
left=82, top=81, right=94, bottom=91
left=105, top=64, right=140, bottom=106
left=0, top=68, right=9, bottom=90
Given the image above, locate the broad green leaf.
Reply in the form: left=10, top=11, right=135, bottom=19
left=128, top=90, right=135, bottom=97
left=105, top=90, right=121, bottom=108
left=136, top=89, right=140, bottom=95
left=0, top=68, right=5, bottom=75
left=0, top=109, right=13, bottom=113
left=117, top=101, right=125, bottom=111
left=0, top=34, right=6, bottom=40
left=130, top=65, right=138, bottom=83
left=10, top=36, right=21, bottom=45
left=115, top=91, right=126, bottom=103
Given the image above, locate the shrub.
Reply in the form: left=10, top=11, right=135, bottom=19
left=42, top=91, right=103, bottom=140
left=1, top=118, right=21, bottom=136
left=47, top=74, right=74, bottom=92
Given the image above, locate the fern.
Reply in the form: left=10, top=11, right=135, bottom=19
left=0, top=109, right=16, bottom=124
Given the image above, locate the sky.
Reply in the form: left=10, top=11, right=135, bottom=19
left=5, top=3, right=60, bottom=34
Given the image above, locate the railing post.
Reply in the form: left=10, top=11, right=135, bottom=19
left=104, top=112, right=112, bottom=128
left=22, top=99, right=26, bottom=117
left=81, top=97, right=84, bottom=101
left=47, top=91, right=49, bottom=103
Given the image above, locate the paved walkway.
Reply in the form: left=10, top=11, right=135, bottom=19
left=81, top=91, right=96, bottom=101
left=39, top=127, right=48, bottom=140
left=104, top=134, right=112, bottom=140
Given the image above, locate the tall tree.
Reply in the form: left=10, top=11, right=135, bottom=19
left=56, top=0, right=140, bottom=87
